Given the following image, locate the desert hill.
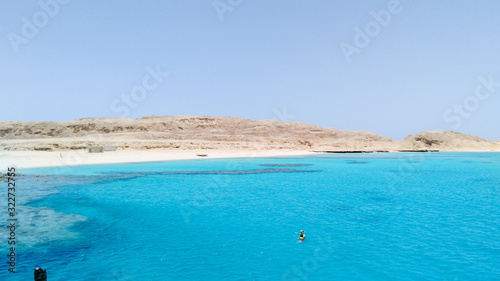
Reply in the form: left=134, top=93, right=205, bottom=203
left=0, top=116, right=498, bottom=152
left=0, top=115, right=397, bottom=151
left=400, top=131, right=499, bottom=151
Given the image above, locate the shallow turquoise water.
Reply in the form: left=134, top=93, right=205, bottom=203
left=1, top=152, right=499, bottom=280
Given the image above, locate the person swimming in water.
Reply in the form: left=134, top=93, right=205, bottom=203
left=299, top=230, right=306, bottom=240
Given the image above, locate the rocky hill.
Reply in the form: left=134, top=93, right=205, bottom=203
left=0, top=116, right=498, bottom=152
left=0, top=115, right=398, bottom=151
left=399, top=131, right=499, bottom=151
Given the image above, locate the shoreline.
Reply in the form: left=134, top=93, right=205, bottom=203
left=1, top=149, right=498, bottom=170
left=0, top=149, right=316, bottom=169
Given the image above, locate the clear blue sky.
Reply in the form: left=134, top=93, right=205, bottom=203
left=1, top=0, right=499, bottom=141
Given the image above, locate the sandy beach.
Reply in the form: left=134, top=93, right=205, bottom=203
left=0, top=149, right=315, bottom=169
left=1, top=116, right=499, bottom=171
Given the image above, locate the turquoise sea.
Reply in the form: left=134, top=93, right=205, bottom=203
left=1, top=152, right=499, bottom=280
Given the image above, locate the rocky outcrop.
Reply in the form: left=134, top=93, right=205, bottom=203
left=399, top=131, right=499, bottom=151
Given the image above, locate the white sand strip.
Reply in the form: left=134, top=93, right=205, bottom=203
left=0, top=149, right=316, bottom=169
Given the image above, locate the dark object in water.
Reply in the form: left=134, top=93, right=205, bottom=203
left=34, top=267, right=47, bottom=281
left=313, top=150, right=375, bottom=153
left=398, top=149, right=439, bottom=152
left=260, top=163, right=312, bottom=167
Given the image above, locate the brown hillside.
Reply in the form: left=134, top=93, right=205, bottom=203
left=399, top=131, right=499, bottom=151
left=0, top=115, right=398, bottom=151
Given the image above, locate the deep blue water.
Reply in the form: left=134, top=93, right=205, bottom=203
left=1, top=152, right=499, bottom=280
